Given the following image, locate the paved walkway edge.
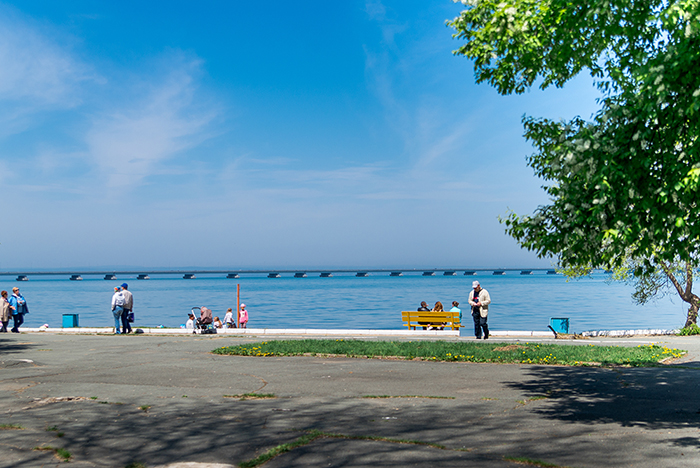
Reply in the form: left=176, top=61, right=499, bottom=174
left=16, top=327, right=461, bottom=336
left=10, top=327, right=681, bottom=337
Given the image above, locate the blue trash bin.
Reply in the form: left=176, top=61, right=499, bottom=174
left=549, top=317, right=569, bottom=334
left=62, top=314, right=79, bottom=328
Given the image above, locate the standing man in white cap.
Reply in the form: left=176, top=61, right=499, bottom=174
left=120, top=283, right=133, bottom=334
left=468, top=280, right=491, bottom=339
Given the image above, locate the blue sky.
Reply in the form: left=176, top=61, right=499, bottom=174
left=0, top=1, right=601, bottom=270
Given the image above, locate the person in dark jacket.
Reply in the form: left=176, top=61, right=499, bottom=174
left=418, top=301, right=430, bottom=330
left=120, top=283, right=133, bottom=334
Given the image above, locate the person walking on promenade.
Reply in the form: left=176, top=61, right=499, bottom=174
left=0, top=291, right=10, bottom=332
left=9, top=287, right=29, bottom=333
left=120, top=283, right=133, bottom=334
left=111, top=286, right=125, bottom=334
left=468, top=281, right=491, bottom=339
left=239, top=304, right=248, bottom=328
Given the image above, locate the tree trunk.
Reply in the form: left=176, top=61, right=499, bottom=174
left=658, top=259, right=699, bottom=328
left=684, top=299, right=699, bottom=328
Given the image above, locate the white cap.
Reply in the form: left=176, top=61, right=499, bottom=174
left=472, top=280, right=480, bottom=288
left=240, top=303, right=246, bottom=308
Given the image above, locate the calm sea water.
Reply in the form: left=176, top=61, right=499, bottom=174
left=6, top=272, right=690, bottom=332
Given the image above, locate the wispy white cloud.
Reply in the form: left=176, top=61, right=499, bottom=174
left=0, top=5, right=220, bottom=190
left=365, top=0, right=386, bottom=21
left=85, top=55, right=219, bottom=187
left=0, top=5, right=93, bottom=134
left=364, top=0, right=408, bottom=47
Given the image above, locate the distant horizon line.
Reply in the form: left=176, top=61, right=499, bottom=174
left=0, top=266, right=558, bottom=274
left=0, top=264, right=556, bottom=272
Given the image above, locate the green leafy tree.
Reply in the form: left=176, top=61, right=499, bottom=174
left=449, top=0, right=700, bottom=325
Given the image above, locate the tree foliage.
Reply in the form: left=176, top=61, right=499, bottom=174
left=449, top=0, right=700, bottom=324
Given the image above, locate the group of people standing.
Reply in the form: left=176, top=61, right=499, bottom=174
left=417, top=280, right=491, bottom=339
left=110, top=283, right=134, bottom=334
left=0, top=287, right=29, bottom=333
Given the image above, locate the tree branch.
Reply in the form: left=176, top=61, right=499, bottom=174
left=657, top=258, right=688, bottom=301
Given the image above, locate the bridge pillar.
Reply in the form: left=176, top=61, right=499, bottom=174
left=104, top=274, right=117, bottom=280
left=227, top=273, right=240, bottom=279
left=137, top=274, right=150, bottom=280
left=355, top=272, right=368, bottom=277
left=70, top=274, right=83, bottom=281
left=294, top=272, right=307, bottom=278
left=320, top=272, right=333, bottom=277
left=463, top=271, right=476, bottom=276
left=492, top=270, right=505, bottom=275
left=389, top=272, right=402, bottom=276
left=268, top=273, right=281, bottom=278
left=183, top=274, right=196, bottom=279
left=16, top=275, right=28, bottom=281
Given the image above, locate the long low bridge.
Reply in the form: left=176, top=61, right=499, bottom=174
left=0, top=268, right=559, bottom=281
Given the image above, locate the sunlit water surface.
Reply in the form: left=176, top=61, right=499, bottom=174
left=7, top=272, right=689, bottom=332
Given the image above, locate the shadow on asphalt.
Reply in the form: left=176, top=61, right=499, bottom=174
left=0, top=338, right=36, bottom=356
left=8, top=389, right=700, bottom=467
left=504, top=366, right=700, bottom=429
left=10, top=391, right=593, bottom=467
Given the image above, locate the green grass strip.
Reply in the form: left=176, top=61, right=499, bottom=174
left=213, top=339, right=685, bottom=367
left=238, top=430, right=579, bottom=467
left=239, top=430, right=323, bottom=468
left=321, top=431, right=448, bottom=449
left=362, top=395, right=455, bottom=399
left=0, top=424, right=24, bottom=430
left=33, top=446, right=71, bottom=461
left=504, top=455, right=574, bottom=467
left=238, top=429, right=460, bottom=467
left=225, top=393, right=276, bottom=400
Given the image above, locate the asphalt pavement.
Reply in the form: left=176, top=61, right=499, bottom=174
left=1, top=332, right=700, bottom=468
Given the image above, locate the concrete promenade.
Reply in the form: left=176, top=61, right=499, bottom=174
left=2, top=331, right=700, bottom=468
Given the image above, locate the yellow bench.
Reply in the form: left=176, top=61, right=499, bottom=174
left=401, top=311, right=461, bottom=331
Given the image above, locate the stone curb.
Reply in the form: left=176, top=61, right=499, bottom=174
left=11, top=328, right=680, bottom=338
left=14, top=327, right=461, bottom=336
